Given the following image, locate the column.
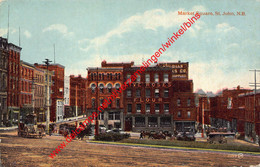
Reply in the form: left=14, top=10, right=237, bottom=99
left=104, top=111, right=108, bottom=129
left=145, top=116, right=148, bottom=128
left=120, top=110, right=124, bottom=130
left=158, top=116, right=160, bottom=128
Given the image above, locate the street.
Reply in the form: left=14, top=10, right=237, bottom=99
left=0, top=130, right=260, bottom=167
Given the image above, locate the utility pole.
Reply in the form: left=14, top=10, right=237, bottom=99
left=75, top=84, right=78, bottom=127
left=249, top=69, right=260, bottom=141
left=43, top=59, right=52, bottom=134
left=95, top=68, right=99, bottom=136
left=201, top=98, right=205, bottom=138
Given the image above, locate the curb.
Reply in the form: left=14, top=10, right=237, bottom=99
left=88, top=140, right=260, bottom=156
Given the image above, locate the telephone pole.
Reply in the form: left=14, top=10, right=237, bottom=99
left=43, top=59, right=52, bottom=134
left=95, top=67, right=99, bottom=136
left=249, top=69, right=260, bottom=141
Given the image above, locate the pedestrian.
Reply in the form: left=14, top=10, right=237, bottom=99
left=140, top=131, right=143, bottom=139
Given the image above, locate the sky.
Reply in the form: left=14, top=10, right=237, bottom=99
left=0, top=0, right=259, bottom=93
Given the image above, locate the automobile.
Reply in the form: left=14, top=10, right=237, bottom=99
left=207, top=132, right=235, bottom=144
left=99, top=125, right=107, bottom=134
left=176, top=132, right=196, bottom=141
left=106, top=128, right=127, bottom=134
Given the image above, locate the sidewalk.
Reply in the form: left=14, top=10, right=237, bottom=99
left=0, top=126, right=18, bottom=131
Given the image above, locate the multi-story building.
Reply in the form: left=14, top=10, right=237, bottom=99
left=34, top=67, right=45, bottom=122
left=86, top=60, right=197, bottom=132
left=0, top=37, right=8, bottom=126
left=124, top=65, right=175, bottom=132
left=210, top=86, right=251, bottom=132
left=7, top=42, right=22, bottom=125
left=238, top=90, right=260, bottom=142
left=35, top=63, right=65, bottom=122
left=69, top=75, right=87, bottom=117
left=20, top=61, right=34, bottom=118
left=86, top=60, right=129, bottom=129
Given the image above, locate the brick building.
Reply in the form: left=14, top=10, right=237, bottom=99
left=69, top=75, right=87, bottom=117
left=34, top=67, right=45, bottom=122
left=239, top=90, right=260, bottom=141
left=35, top=63, right=64, bottom=122
left=86, top=61, right=130, bottom=129
left=86, top=60, right=197, bottom=132
left=20, top=61, right=34, bottom=118
left=210, top=86, right=251, bottom=132
left=7, top=43, right=22, bottom=125
left=0, top=37, right=8, bottom=126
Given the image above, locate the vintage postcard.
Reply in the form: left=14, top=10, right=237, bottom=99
left=0, top=0, right=260, bottom=166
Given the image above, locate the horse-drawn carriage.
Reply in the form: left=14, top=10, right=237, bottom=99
left=18, top=114, right=45, bottom=138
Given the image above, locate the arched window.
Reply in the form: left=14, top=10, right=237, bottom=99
left=107, top=83, right=112, bottom=93
left=115, top=83, right=120, bottom=90
left=99, top=83, right=104, bottom=93
left=90, top=83, right=96, bottom=93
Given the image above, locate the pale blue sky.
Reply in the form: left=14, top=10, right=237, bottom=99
left=0, top=0, right=259, bottom=92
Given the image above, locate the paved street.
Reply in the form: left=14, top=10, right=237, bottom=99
left=1, top=130, right=260, bottom=167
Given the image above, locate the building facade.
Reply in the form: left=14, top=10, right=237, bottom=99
left=35, top=63, right=65, bottom=122
left=0, top=37, right=8, bottom=126
left=70, top=75, right=87, bottom=117
left=34, top=67, right=45, bottom=122
left=7, top=43, right=22, bottom=125
left=20, top=61, right=34, bottom=119
left=86, top=60, right=130, bottom=129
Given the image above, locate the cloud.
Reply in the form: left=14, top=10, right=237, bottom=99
left=79, top=8, right=195, bottom=52
left=24, top=30, right=32, bottom=38
left=216, top=23, right=239, bottom=33
left=0, top=28, right=17, bottom=37
left=42, top=24, right=74, bottom=37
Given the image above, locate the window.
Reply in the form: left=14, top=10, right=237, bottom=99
left=164, top=89, right=169, bottom=97
left=91, top=83, right=96, bottom=93
left=108, top=103, right=112, bottom=108
left=115, top=83, right=120, bottom=90
left=116, top=99, right=120, bottom=108
left=146, top=89, right=151, bottom=97
left=155, top=104, right=160, bottom=113
left=163, top=73, right=169, bottom=82
left=155, top=89, right=159, bottom=98
left=99, top=84, right=104, bottom=93
left=164, top=104, right=169, bottom=113
left=99, top=112, right=104, bottom=120
left=177, top=98, right=181, bottom=106
left=187, top=98, right=191, bottom=106
left=127, top=89, right=132, bottom=97
left=145, top=74, right=150, bottom=82
left=92, top=98, right=95, bottom=108
left=227, top=97, right=232, bottom=109
left=109, top=112, right=113, bottom=120
left=136, top=75, right=141, bottom=82
left=155, top=73, right=159, bottom=82
left=136, top=104, right=141, bottom=112
left=127, top=104, right=132, bottom=113
left=100, top=98, right=104, bottom=106
left=146, top=104, right=150, bottom=113
left=187, top=111, right=191, bottom=118
left=126, top=74, right=131, bottom=83
left=178, top=111, right=181, bottom=118
left=115, top=112, right=120, bottom=120
left=107, top=83, right=112, bottom=93
left=136, top=89, right=141, bottom=97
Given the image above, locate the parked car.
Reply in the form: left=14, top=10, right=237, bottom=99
left=106, top=128, right=127, bottom=134
left=176, top=132, right=196, bottom=141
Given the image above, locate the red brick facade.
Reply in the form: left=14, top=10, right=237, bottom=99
left=70, top=75, right=87, bottom=116
left=35, top=64, right=64, bottom=122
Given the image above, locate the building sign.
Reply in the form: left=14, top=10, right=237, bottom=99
left=158, top=62, right=188, bottom=80
left=134, top=98, right=163, bottom=103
